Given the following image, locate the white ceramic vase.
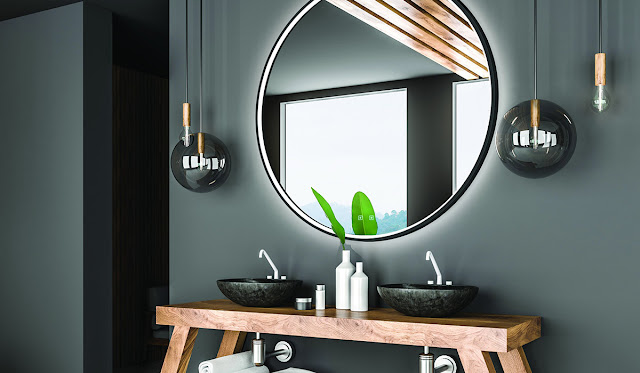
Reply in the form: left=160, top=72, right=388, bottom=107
left=335, top=247, right=355, bottom=310
left=350, top=262, right=368, bottom=312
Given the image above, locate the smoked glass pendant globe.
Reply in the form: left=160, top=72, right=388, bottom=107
left=171, top=133, right=231, bottom=192
left=496, top=99, right=577, bottom=178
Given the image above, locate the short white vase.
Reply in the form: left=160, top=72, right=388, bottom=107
left=335, top=246, right=355, bottom=310
left=350, top=262, right=368, bottom=312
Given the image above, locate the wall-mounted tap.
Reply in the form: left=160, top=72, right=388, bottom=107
left=259, top=249, right=280, bottom=280
left=420, top=347, right=457, bottom=373
left=252, top=333, right=294, bottom=366
left=426, top=251, right=443, bottom=285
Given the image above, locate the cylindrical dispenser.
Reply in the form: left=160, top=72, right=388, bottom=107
left=316, top=284, right=326, bottom=310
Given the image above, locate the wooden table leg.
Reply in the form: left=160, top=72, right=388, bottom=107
left=161, top=326, right=199, bottom=373
left=458, top=349, right=496, bottom=373
left=217, top=330, right=248, bottom=357
left=498, top=347, right=532, bottom=373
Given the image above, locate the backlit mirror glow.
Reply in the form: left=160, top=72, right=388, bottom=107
left=257, top=0, right=495, bottom=239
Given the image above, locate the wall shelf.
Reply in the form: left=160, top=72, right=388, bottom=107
left=157, top=299, right=540, bottom=373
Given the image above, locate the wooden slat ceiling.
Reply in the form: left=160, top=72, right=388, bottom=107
left=325, top=0, right=489, bottom=80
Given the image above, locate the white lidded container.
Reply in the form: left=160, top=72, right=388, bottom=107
left=316, top=284, right=326, bottom=310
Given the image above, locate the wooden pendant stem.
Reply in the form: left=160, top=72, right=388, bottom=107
left=595, top=53, right=606, bottom=86
left=197, top=132, right=205, bottom=154
left=182, top=103, right=191, bottom=127
left=530, top=99, right=540, bottom=128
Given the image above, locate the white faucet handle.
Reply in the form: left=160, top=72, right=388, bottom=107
left=280, top=275, right=287, bottom=280
left=446, top=281, right=453, bottom=286
left=425, top=251, right=443, bottom=285
left=267, top=275, right=273, bottom=279
left=259, top=249, right=279, bottom=280
left=428, top=280, right=435, bottom=285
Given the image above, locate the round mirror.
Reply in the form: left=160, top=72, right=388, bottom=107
left=257, top=0, right=497, bottom=240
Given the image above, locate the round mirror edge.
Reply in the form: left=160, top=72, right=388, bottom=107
left=255, top=0, right=499, bottom=242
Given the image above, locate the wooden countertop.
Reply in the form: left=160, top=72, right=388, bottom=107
left=157, top=299, right=540, bottom=353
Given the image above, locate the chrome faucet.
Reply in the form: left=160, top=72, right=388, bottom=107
left=426, top=251, right=443, bottom=285
left=259, top=249, right=280, bottom=280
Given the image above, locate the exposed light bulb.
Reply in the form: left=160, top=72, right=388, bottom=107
left=591, top=84, right=611, bottom=113
left=180, top=127, right=194, bottom=147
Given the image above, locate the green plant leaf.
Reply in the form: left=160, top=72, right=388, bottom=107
left=311, top=187, right=346, bottom=247
left=352, top=191, right=378, bottom=235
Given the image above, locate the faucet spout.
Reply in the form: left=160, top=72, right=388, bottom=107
left=425, top=251, right=443, bottom=285
left=259, top=249, right=279, bottom=280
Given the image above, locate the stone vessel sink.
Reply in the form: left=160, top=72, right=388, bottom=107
left=217, top=278, right=302, bottom=307
left=377, top=284, right=478, bottom=317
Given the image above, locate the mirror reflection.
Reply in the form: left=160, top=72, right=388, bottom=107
left=258, top=0, right=493, bottom=238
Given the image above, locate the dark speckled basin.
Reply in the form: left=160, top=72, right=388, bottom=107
left=217, top=278, right=302, bottom=307
left=377, top=284, right=478, bottom=317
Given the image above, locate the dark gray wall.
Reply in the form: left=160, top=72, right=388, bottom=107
left=0, top=3, right=112, bottom=372
left=169, top=0, right=639, bottom=372
left=83, top=3, right=113, bottom=372
left=0, top=0, right=168, bottom=77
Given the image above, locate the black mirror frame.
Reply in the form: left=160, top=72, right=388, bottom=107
left=256, top=0, right=498, bottom=241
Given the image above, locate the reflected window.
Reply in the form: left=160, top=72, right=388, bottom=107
left=453, top=79, right=491, bottom=192
left=281, top=89, right=408, bottom=234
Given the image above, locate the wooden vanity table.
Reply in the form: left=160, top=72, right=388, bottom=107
left=156, top=299, right=540, bottom=373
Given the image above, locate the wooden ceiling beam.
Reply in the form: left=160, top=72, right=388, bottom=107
left=325, top=0, right=489, bottom=79
left=351, top=0, right=487, bottom=77
left=414, top=0, right=483, bottom=51
left=326, top=0, right=479, bottom=79
left=383, top=0, right=487, bottom=69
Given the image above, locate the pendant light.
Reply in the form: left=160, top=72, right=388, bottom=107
left=171, top=0, right=231, bottom=192
left=496, top=0, right=577, bottom=179
left=179, top=0, right=193, bottom=147
left=591, top=0, right=611, bottom=113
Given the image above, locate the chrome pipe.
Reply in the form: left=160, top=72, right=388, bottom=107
left=266, top=349, right=288, bottom=359
left=253, top=337, right=294, bottom=366
left=252, top=335, right=266, bottom=366
left=419, top=351, right=434, bottom=373
left=435, top=355, right=457, bottom=373
left=435, top=365, right=448, bottom=373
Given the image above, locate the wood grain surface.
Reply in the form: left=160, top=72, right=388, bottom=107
left=498, top=347, right=533, bottom=373
left=217, top=330, right=248, bottom=358
left=595, top=53, right=606, bottom=86
left=156, top=299, right=540, bottom=353
left=458, top=349, right=497, bottom=373
left=160, top=326, right=198, bottom=373
left=325, top=0, right=489, bottom=79
left=182, top=103, right=191, bottom=127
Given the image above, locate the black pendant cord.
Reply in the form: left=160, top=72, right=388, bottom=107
left=185, top=0, right=189, bottom=102
left=534, top=0, right=538, bottom=100
left=599, top=0, right=603, bottom=53
left=199, top=0, right=203, bottom=134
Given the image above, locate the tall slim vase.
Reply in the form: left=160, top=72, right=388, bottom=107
left=336, top=247, right=355, bottom=310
